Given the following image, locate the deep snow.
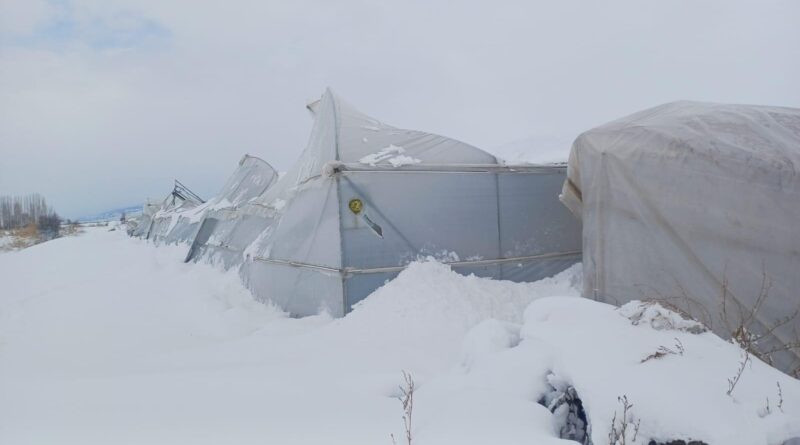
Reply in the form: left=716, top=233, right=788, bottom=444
left=1, top=228, right=798, bottom=444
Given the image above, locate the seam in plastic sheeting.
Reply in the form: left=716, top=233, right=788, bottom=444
left=337, top=163, right=567, bottom=174
left=252, top=250, right=581, bottom=276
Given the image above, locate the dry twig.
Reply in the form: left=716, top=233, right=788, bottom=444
left=391, top=371, right=415, bottom=445
left=641, top=338, right=685, bottom=363
left=727, top=350, right=750, bottom=397
left=608, top=395, right=640, bottom=445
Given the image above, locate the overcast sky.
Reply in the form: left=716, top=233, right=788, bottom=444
left=1, top=0, right=798, bottom=218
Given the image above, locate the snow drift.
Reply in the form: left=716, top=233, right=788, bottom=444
left=1, top=228, right=798, bottom=444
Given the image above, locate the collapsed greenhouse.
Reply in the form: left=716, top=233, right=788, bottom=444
left=135, top=89, right=581, bottom=317
left=139, top=156, right=279, bottom=249
left=143, top=180, right=206, bottom=243
left=182, top=154, right=280, bottom=267
left=128, top=199, right=158, bottom=238
left=561, top=101, right=800, bottom=374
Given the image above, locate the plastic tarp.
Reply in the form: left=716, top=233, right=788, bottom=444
left=145, top=189, right=203, bottom=244
left=232, top=89, right=581, bottom=317
left=130, top=199, right=160, bottom=238
left=146, top=156, right=278, bottom=249
left=183, top=155, right=278, bottom=266
left=561, top=101, right=800, bottom=373
left=147, top=196, right=199, bottom=243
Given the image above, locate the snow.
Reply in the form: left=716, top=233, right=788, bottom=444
left=165, top=212, right=181, bottom=235
left=388, top=155, right=422, bottom=167
left=270, top=198, right=286, bottom=210
left=0, top=229, right=45, bottom=252
left=359, top=144, right=419, bottom=167
left=521, top=298, right=800, bottom=444
left=184, top=200, right=213, bottom=223
left=0, top=234, right=14, bottom=249
left=209, top=197, right=233, bottom=211
left=618, top=300, right=708, bottom=334
left=1, top=228, right=798, bottom=444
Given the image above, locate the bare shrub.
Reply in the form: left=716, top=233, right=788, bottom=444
left=608, top=395, right=640, bottom=445
left=17, top=222, right=38, bottom=238
left=636, top=282, right=715, bottom=331
left=719, top=268, right=800, bottom=369
left=622, top=300, right=708, bottom=335
left=726, top=350, right=750, bottom=397
left=641, top=338, right=685, bottom=363
left=391, top=371, right=415, bottom=445
left=640, top=266, right=800, bottom=374
left=9, top=223, right=39, bottom=249
left=61, top=223, right=83, bottom=237
left=37, top=213, right=61, bottom=238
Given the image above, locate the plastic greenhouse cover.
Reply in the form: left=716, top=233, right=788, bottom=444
left=209, top=89, right=582, bottom=316
left=561, top=101, right=800, bottom=373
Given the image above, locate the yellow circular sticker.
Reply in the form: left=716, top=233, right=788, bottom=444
left=348, top=198, right=363, bottom=214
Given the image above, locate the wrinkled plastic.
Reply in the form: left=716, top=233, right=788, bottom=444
left=226, top=89, right=581, bottom=316
left=562, top=101, right=800, bottom=373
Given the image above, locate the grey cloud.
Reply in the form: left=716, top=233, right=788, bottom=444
left=1, top=0, right=798, bottom=218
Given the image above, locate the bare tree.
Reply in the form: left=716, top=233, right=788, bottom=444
left=0, top=193, right=58, bottom=230
left=38, top=213, right=61, bottom=239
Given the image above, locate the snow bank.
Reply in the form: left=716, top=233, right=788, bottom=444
left=0, top=233, right=14, bottom=249
left=330, top=260, right=581, bottom=376
left=0, top=229, right=282, bottom=377
left=0, top=229, right=40, bottom=252
left=403, top=298, right=800, bottom=445
left=1, top=229, right=797, bottom=445
left=522, top=298, right=800, bottom=444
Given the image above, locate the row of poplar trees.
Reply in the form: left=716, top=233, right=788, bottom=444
left=0, top=193, right=61, bottom=233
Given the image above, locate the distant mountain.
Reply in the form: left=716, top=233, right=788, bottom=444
left=78, top=205, right=143, bottom=223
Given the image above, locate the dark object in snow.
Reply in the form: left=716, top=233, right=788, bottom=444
left=539, top=378, right=590, bottom=444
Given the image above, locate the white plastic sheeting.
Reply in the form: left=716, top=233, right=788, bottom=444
left=184, top=155, right=279, bottom=266
left=214, top=155, right=279, bottom=207
left=561, top=101, right=800, bottom=373
left=146, top=156, right=278, bottom=247
left=146, top=193, right=202, bottom=243
left=189, top=89, right=582, bottom=317
left=129, top=199, right=160, bottom=238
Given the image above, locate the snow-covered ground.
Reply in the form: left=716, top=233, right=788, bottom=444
left=0, top=233, right=13, bottom=250
left=1, top=227, right=798, bottom=444
left=0, top=230, right=40, bottom=252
